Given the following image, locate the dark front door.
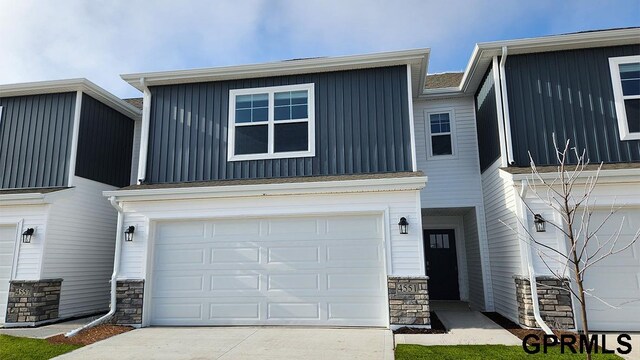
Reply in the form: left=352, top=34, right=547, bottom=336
left=424, top=229, right=460, bottom=300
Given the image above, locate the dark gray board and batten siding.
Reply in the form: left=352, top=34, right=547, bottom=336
left=506, top=45, right=640, bottom=166
left=145, top=65, right=412, bottom=183
left=75, top=94, right=135, bottom=187
left=0, top=92, right=76, bottom=188
left=475, top=66, right=502, bottom=173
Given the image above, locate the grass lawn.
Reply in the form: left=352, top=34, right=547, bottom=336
left=0, top=334, right=82, bottom=360
left=396, top=344, right=623, bottom=360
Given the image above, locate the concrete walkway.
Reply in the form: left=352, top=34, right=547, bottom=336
left=395, top=301, right=521, bottom=346
left=0, top=315, right=102, bottom=339
left=55, top=327, right=394, bottom=360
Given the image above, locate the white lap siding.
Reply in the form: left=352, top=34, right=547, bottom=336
left=42, top=177, right=117, bottom=318
left=481, top=158, right=522, bottom=323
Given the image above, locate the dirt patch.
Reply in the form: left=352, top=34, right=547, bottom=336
left=482, top=312, right=576, bottom=345
left=47, top=325, right=134, bottom=346
left=393, top=311, right=447, bottom=334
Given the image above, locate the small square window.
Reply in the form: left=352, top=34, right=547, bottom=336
left=609, top=56, right=640, bottom=140
left=426, top=111, right=455, bottom=158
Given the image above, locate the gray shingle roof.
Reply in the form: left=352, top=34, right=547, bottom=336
left=123, top=98, right=143, bottom=110
left=0, top=187, right=70, bottom=195
left=425, top=72, right=463, bottom=89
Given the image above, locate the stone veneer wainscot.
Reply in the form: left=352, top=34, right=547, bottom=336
left=514, top=276, right=575, bottom=329
left=111, top=280, right=144, bottom=325
left=5, top=279, right=62, bottom=325
left=387, top=276, right=430, bottom=327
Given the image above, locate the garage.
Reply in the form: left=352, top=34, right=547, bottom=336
left=0, top=225, right=16, bottom=324
left=149, top=214, right=388, bottom=326
left=581, top=209, right=640, bottom=331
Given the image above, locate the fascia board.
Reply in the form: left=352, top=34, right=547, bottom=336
left=0, top=79, right=141, bottom=120
left=104, top=176, right=428, bottom=202
left=121, top=49, right=430, bottom=92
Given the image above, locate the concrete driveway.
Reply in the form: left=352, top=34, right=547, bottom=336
left=55, top=327, right=394, bottom=360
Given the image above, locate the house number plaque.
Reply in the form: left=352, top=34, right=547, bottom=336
left=397, top=283, right=419, bottom=293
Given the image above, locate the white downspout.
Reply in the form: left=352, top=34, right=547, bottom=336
left=498, top=46, right=515, bottom=165
left=65, top=196, right=124, bottom=337
left=137, top=78, right=151, bottom=184
left=519, top=180, right=553, bottom=335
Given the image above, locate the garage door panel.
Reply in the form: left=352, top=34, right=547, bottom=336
left=267, top=303, right=320, bottom=320
left=267, top=246, right=319, bottom=263
left=211, top=275, right=260, bottom=291
left=150, top=215, right=387, bottom=326
left=577, top=209, right=640, bottom=331
left=213, top=220, right=261, bottom=236
left=267, top=274, right=319, bottom=290
left=211, top=247, right=260, bottom=264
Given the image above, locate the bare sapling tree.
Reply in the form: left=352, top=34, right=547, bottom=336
left=505, top=137, right=639, bottom=358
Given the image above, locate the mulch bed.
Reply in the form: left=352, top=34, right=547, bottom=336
left=482, top=312, right=576, bottom=345
left=47, top=325, right=134, bottom=346
left=393, top=311, right=447, bottom=334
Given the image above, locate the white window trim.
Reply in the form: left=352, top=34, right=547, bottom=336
left=609, top=55, right=640, bottom=141
left=424, top=108, right=457, bottom=160
left=227, top=83, right=315, bottom=161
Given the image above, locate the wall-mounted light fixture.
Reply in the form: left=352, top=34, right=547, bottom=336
left=124, top=226, right=136, bottom=242
left=534, top=214, right=546, bottom=233
left=398, top=217, right=409, bottom=235
left=22, top=228, right=35, bottom=243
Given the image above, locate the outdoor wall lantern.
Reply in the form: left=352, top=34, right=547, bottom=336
left=22, top=228, right=35, bottom=243
left=398, top=217, right=409, bottom=235
left=124, top=226, right=136, bottom=242
left=534, top=214, right=546, bottom=233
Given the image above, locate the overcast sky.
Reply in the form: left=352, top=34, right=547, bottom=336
left=1, top=1, right=638, bottom=98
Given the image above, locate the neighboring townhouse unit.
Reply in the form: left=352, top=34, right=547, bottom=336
left=0, top=79, right=140, bottom=326
left=425, top=28, right=639, bottom=331
left=106, top=52, right=431, bottom=328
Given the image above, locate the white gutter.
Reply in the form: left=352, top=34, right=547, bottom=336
left=67, top=91, right=83, bottom=187
left=137, top=78, right=151, bottom=184
left=66, top=196, right=124, bottom=337
left=498, top=46, right=515, bottom=165
left=518, top=180, right=553, bottom=335
left=491, top=56, right=509, bottom=167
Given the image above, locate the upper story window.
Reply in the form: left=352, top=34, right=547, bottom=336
left=425, top=110, right=456, bottom=159
left=228, top=83, right=315, bottom=161
left=609, top=55, right=640, bottom=141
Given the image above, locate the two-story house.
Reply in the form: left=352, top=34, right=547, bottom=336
left=423, top=28, right=639, bottom=332
left=0, top=79, right=140, bottom=327
left=104, top=52, right=431, bottom=328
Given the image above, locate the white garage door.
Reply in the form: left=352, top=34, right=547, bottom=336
left=0, top=225, right=17, bottom=324
left=580, top=209, right=640, bottom=331
left=150, top=215, right=388, bottom=326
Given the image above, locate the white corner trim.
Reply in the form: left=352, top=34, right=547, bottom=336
left=407, top=65, right=418, bottom=171
left=67, top=91, right=83, bottom=187
left=103, top=176, right=428, bottom=202
left=137, top=81, right=152, bottom=184
left=609, top=55, right=640, bottom=141
left=492, top=57, right=509, bottom=167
